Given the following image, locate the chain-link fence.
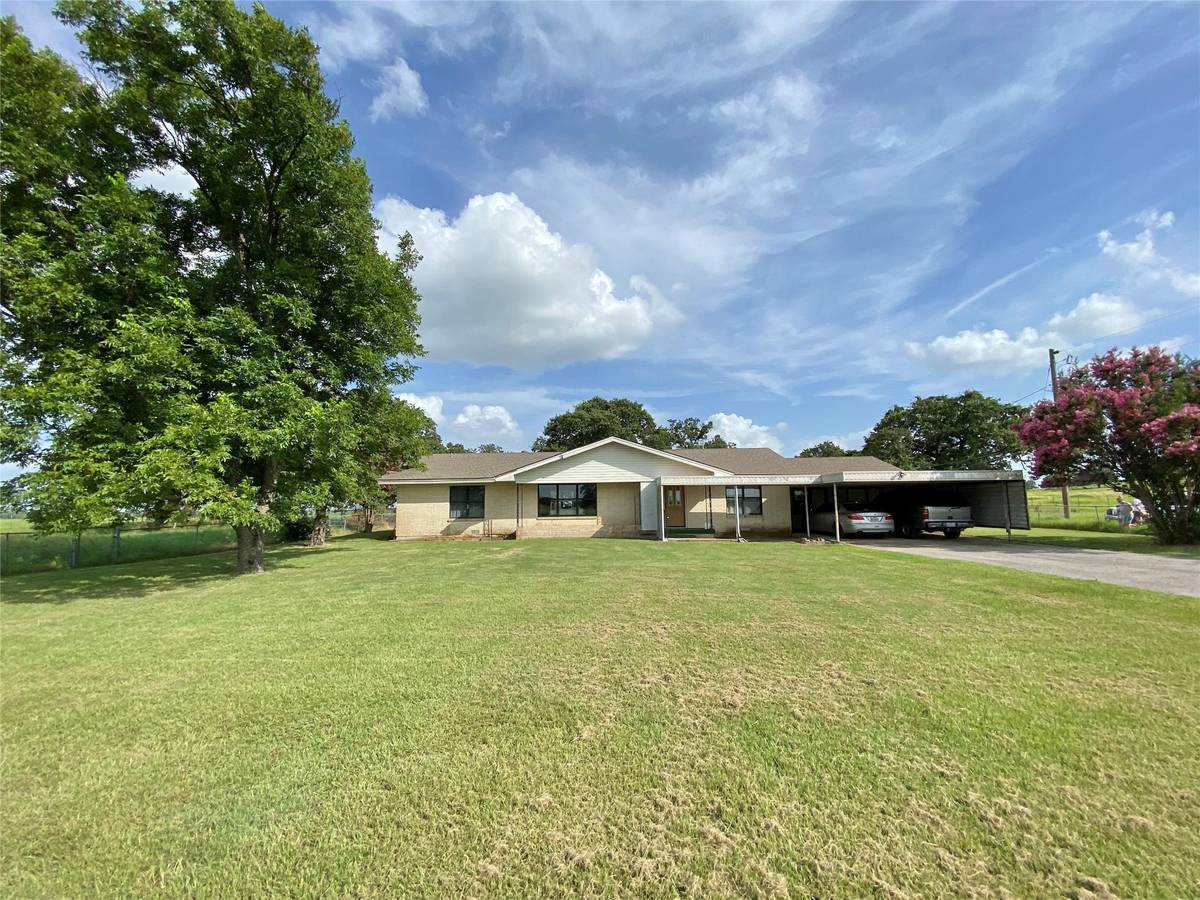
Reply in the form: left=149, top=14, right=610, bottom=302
left=1, top=509, right=396, bottom=577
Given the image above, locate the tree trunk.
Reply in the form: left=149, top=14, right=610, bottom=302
left=310, top=506, right=330, bottom=547
left=235, top=524, right=255, bottom=573
left=362, top=506, right=374, bottom=533
left=248, top=526, right=265, bottom=573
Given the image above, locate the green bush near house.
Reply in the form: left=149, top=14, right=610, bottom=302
left=2, top=538, right=1197, bottom=898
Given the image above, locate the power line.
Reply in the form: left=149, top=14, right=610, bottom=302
left=1009, top=382, right=1050, bottom=405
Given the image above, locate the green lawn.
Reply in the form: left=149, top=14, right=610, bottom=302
left=2, top=538, right=1197, bottom=898
left=967, top=526, right=1200, bottom=557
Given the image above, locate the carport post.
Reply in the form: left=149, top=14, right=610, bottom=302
left=803, top=486, right=810, bottom=538
left=832, top=483, right=841, bottom=543
left=733, top=484, right=742, bottom=541
left=1003, top=480, right=1013, bottom=542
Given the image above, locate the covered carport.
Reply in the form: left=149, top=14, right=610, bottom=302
left=795, top=469, right=1029, bottom=542
left=653, top=469, right=1028, bottom=542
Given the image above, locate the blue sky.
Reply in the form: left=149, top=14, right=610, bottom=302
left=11, top=0, right=1200, bottom=455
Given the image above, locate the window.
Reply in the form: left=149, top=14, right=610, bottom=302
left=537, top=483, right=598, bottom=517
left=449, top=485, right=485, bottom=519
left=725, top=486, right=763, bottom=516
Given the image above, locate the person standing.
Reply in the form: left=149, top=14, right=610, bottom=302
left=1116, top=496, right=1134, bottom=529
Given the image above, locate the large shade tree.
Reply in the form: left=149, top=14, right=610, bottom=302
left=1, top=17, right=200, bottom=533
left=533, top=397, right=671, bottom=451
left=1016, top=347, right=1199, bottom=544
left=2, top=3, right=425, bottom=572
left=862, top=390, right=1026, bottom=470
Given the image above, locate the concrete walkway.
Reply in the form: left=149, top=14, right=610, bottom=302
left=853, top=537, right=1200, bottom=597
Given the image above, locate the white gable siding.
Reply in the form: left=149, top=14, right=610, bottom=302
left=514, top=443, right=714, bottom=483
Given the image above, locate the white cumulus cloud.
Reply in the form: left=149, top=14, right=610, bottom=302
left=395, top=392, right=445, bottom=424
left=906, top=327, right=1047, bottom=373
left=908, top=292, right=1152, bottom=373
left=454, top=404, right=519, bottom=437
left=708, top=412, right=785, bottom=452
left=369, top=58, right=429, bottom=121
left=1045, top=292, right=1148, bottom=343
left=376, top=192, right=679, bottom=369
left=1098, top=209, right=1199, bottom=298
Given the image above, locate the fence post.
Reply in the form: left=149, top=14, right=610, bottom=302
left=69, top=532, right=81, bottom=569
left=111, top=526, right=121, bottom=563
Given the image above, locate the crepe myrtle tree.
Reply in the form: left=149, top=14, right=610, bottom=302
left=1016, top=347, right=1199, bottom=544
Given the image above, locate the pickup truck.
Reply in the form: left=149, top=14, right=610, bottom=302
left=897, top=505, right=973, bottom=539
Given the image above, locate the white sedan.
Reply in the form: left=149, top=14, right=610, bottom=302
left=811, top=503, right=895, bottom=536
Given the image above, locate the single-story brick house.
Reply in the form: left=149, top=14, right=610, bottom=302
left=379, top=437, right=1029, bottom=541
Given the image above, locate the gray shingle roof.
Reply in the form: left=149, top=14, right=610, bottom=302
left=381, top=445, right=898, bottom=480
left=380, top=451, right=555, bottom=480
left=773, top=455, right=899, bottom=476
left=671, top=447, right=794, bottom=474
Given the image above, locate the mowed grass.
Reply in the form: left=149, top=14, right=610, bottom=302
left=967, top=526, right=1200, bottom=557
left=2, top=538, right=1198, bottom=898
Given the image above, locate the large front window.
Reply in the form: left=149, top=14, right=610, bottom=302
left=725, top=486, right=763, bottom=516
left=538, top=483, right=598, bottom=517
left=449, top=485, right=485, bottom=519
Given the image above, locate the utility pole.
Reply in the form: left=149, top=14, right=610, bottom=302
left=1048, top=348, right=1070, bottom=519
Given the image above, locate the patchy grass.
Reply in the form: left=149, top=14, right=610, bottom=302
left=968, top=526, right=1199, bottom=557
left=2, top=537, right=1197, bottom=898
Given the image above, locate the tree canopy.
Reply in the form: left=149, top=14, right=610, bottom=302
left=861, top=390, right=1026, bottom=470
left=664, top=417, right=733, bottom=449
left=532, top=401, right=735, bottom=452
left=795, top=441, right=855, bottom=458
left=1017, top=347, right=1198, bottom=544
left=1, top=4, right=426, bottom=571
left=533, top=397, right=670, bottom=452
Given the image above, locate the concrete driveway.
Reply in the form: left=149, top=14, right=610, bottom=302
left=852, top=537, right=1200, bottom=597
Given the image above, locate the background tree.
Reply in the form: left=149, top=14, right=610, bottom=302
left=665, top=417, right=711, bottom=448
left=664, top=417, right=733, bottom=449
left=795, top=441, right=855, bottom=458
left=532, top=397, right=670, bottom=451
left=861, top=390, right=1026, bottom=469
left=301, top=392, right=433, bottom=545
left=5, top=2, right=426, bottom=572
left=475, top=443, right=505, bottom=453
left=1016, top=347, right=1199, bottom=544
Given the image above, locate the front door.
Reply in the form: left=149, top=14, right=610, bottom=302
left=664, top=486, right=686, bottom=528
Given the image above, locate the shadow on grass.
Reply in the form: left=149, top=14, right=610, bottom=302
left=1, top=539, right=369, bottom=605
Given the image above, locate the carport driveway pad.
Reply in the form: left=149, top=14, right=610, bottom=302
left=851, top=537, right=1199, bottom=598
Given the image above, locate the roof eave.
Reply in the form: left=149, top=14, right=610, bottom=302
left=495, top=435, right=731, bottom=480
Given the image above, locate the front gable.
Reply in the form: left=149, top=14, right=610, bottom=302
left=503, top=438, right=728, bottom=484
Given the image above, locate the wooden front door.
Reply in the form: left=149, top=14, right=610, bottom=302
left=664, top=486, right=685, bottom=528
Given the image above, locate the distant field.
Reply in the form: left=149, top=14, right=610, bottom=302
left=2, top=538, right=1196, bottom=898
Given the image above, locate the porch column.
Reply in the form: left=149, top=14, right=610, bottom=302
left=734, top=484, right=742, bottom=541
left=832, top=483, right=841, bottom=543
left=803, top=485, right=810, bottom=538
left=658, top=478, right=666, bottom=542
